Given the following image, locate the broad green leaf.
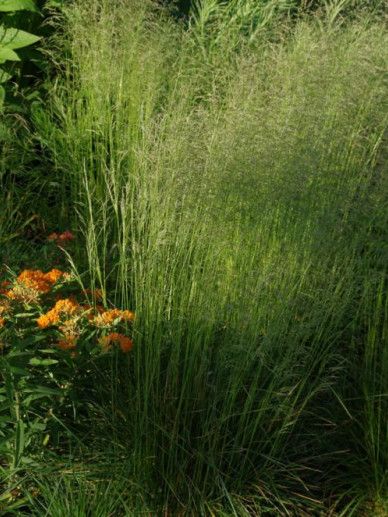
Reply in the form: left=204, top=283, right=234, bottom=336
left=29, top=357, right=58, bottom=366
left=29, top=420, right=46, bottom=432
left=0, top=47, right=19, bottom=63
left=24, top=385, right=61, bottom=395
left=0, top=84, right=4, bottom=106
left=0, top=69, right=11, bottom=83
left=14, top=420, right=25, bottom=467
left=9, top=366, right=28, bottom=375
left=24, top=393, right=54, bottom=405
left=3, top=496, right=32, bottom=511
left=0, top=415, right=13, bottom=424
left=0, top=27, right=40, bottom=50
left=0, top=401, right=12, bottom=412
left=0, top=0, right=38, bottom=12
left=45, top=0, right=64, bottom=8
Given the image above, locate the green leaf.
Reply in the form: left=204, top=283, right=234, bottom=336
left=0, top=69, right=11, bottom=83
left=9, top=366, right=28, bottom=375
left=0, top=84, right=4, bottom=107
left=0, top=401, right=12, bottom=412
left=24, top=385, right=61, bottom=396
left=24, top=393, right=54, bottom=405
left=0, top=0, right=38, bottom=12
left=0, top=47, right=20, bottom=63
left=14, top=420, right=25, bottom=468
left=29, top=358, right=58, bottom=366
left=0, top=27, right=40, bottom=51
left=29, top=420, right=46, bottom=432
left=45, top=0, right=63, bottom=8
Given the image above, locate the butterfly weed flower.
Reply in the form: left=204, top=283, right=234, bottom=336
left=57, top=335, right=77, bottom=351
left=0, top=280, right=11, bottom=295
left=48, top=231, right=75, bottom=246
left=17, top=269, right=52, bottom=293
left=99, top=332, right=133, bottom=353
left=37, top=298, right=81, bottom=329
left=93, top=308, right=135, bottom=327
left=44, top=269, right=66, bottom=284
left=5, top=269, right=67, bottom=304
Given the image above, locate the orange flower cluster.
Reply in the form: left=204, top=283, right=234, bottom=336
left=93, top=308, right=135, bottom=327
left=3, top=263, right=136, bottom=356
left=32, top=278, right=135, bottom=354
left=57, top=336, right=77, bottom=351
left=37, top=298, right=81, bottom=329
left=18, top=269, right=65, bottom=292
left=4, top=269, right=67, bottom=303
left=48, top=231, right=75, bottom=246
left=100, top=332, right=133, bottom=353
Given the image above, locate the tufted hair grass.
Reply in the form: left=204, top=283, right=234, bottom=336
left=31, top=0, right=387, bottom=512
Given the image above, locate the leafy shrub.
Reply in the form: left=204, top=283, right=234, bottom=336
left=0, top=0, right=42, bottom=108
left=0, top=240, right=135, bottom=496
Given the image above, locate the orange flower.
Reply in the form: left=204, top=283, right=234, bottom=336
left=93, top=308, right=135, bottom=327
left=6, top=285, right=41, bottom=305
left=0, top=317, right=5, bottom=328
left=53, top=298, right=79, bottom=314
left=48, top=231, right=75, bottom=246
left=17, top=269, right=52, bottom=293
left=58, top=230, right=74, bottom=242
left=37, top=313, right=55, bottom=329
left=37, top=298, right=81, bottom=329
left=9, top=269, right=66, bottom=300
left=121, top=310, right=135, bottom=322
left=100, top=332, right=133, bottom=353
left=57, top=336, right=77, bottom=350
left=44, top=269, right=65, bottom=284
left=100, top=309, right=122, bottom=325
